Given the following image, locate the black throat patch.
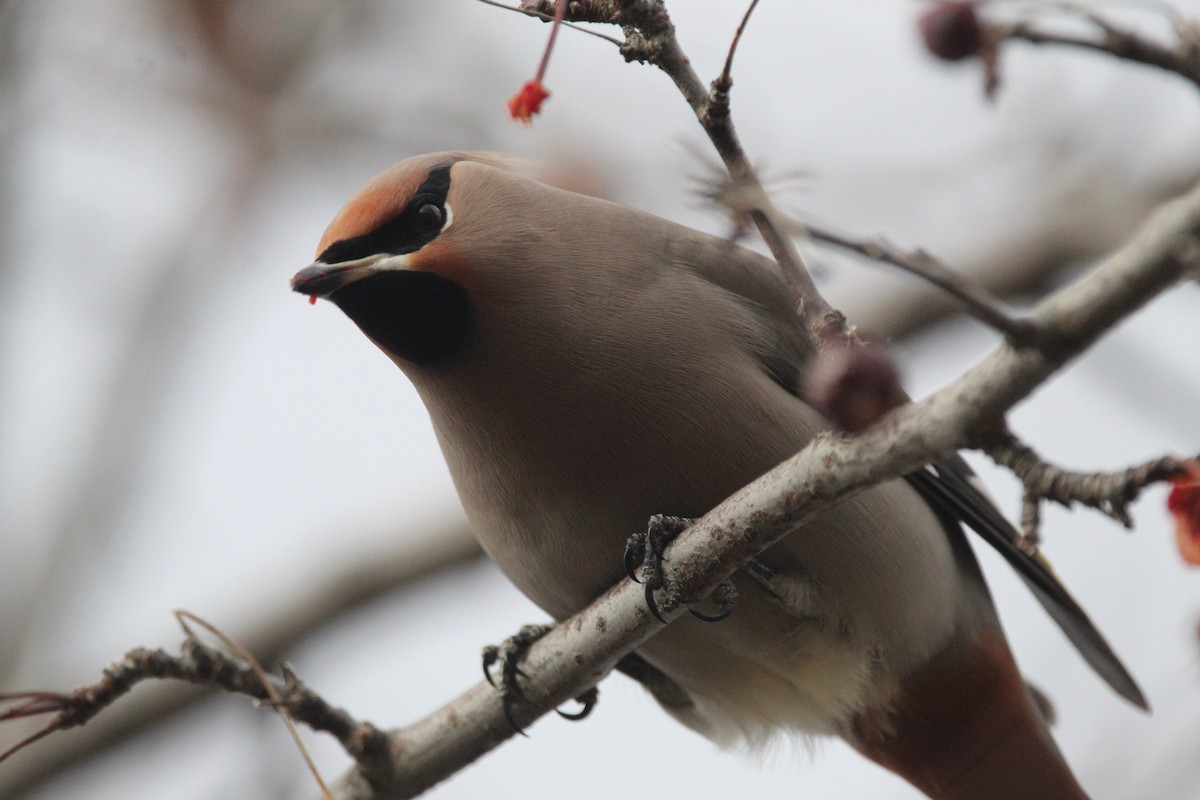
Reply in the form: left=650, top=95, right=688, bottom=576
left=330, top=270, right=473, bottom=366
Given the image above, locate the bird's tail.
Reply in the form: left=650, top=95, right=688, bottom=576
left=843, top=629, right=1088, bottom=800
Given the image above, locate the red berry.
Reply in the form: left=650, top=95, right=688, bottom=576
left=507, top=79, right=550, bottom=126
left=1168, top=462, right=1200, bottom=566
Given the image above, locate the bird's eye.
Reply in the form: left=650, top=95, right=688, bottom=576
left=414, top=203, right=445, bottom=233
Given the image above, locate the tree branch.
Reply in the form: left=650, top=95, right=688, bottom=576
left=694, top=185, right=1044, bottom=346
left=997, top=8, right=1200, bottom=89
left=0, top=521, right=482, bottom=799
left=1, top=641, right=388, bottom=771
left=475, top=0, right=625, bottom=46
left=986, top=431, right=1195, bottom=547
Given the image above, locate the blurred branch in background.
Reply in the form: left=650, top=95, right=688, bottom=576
left=0, top=0, right=321, bottom=686
left=0, top=1, right=486, bottom=794
left=847, top=0, right=1200, bottom=339
left=0, top=518, right=481, bottom=798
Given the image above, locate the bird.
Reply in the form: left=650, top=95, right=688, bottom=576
left=292, top=152, right=1145, bottom=800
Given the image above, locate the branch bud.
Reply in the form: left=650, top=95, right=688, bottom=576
left=804, top=344, right=906, bottom=433
left=919, top=2, right=984, bottom=61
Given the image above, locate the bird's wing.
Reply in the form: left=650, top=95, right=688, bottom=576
left=906, top=458, right=1147, bottom=708
left=689, top=241, right=1146, bottom=709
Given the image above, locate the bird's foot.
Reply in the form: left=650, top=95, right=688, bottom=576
left=624, top=514, right=738, bottom=624
left=481, top=623, right=598, bottom=734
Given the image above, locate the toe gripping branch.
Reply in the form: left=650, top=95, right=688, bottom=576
left=481, top=624, right=598, bottom=736
left=624, top=514, right=738, bottom=624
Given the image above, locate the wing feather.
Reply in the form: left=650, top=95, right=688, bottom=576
left=690, top=241, right=1146, bottom=709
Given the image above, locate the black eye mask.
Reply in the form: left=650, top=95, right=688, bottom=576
left=316, top=165, right=452, bottom=264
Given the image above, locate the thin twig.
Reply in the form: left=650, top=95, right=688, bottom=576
left=717, top=0, right=762, bottom=88
left=0, top=640, right=388, bottom=772
left=1019, top=492, right=1042, bottom=549
left=798, top=222, right=1041, bottom=346
left=476, top=0, right=623, bottom=46
left=696, top=173, right=1039, bottom=345
left=175, top=611, right=333, bottom=800
left=533, top=0, right=567, bottom=82
left=995, top=5, right=1200, bottom=88
left=986, top=431, right=1194, bottom=546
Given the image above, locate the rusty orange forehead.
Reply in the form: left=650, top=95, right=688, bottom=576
left=315, top=159, right=450, bottom=259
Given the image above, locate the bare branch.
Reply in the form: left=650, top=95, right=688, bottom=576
left=997, top=9, right=1200, bottom=89
left=717, top=0, right=762, bottom=88
left=919, top=2, right=1200, bottom=99
left=174, top=611, right=333, bottom=799
left=806, top=224, right=1041, bottom=343
left=474, top=0, right=624, bottom=46
left=0, top=641, right=387, bottom=771
left=986, top=431, right=1194, bottom=547
left=0, top=522, right=482, bottom=799
left=698, top=173, right=1054, bottom=345
left=800, top=223, right=1039, bottom=345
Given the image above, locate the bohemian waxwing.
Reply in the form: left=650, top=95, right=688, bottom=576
left=292, top=152, right=1145, bottom=800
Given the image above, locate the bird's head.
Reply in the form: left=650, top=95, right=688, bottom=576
left=291, top=152, right=544, bottom=367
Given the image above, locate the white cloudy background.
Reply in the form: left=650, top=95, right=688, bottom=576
left=2, top=1, right=1199, bottom=798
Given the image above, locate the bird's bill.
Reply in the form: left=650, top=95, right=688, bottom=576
left=290, top=253, right=411, bottom=299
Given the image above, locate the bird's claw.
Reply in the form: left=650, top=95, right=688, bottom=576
left=624, top=531, right=647, bottom=582
left=555, top=686, right=599, bottom=721
left=644, top=580, right=668, bottom=623
left=481, top=623, right=600, bottom=734
left=627, top=515, right=738, bottom=623
left=482, top=623, right=551, bottom=735
left=689, top=578, right=738, bottom=622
